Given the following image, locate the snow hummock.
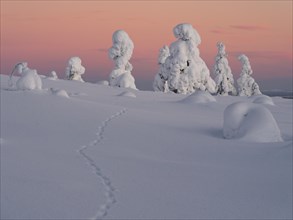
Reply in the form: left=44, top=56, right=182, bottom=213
left=108, top=30, right=137, bottom=89
left=154, top=23, right=216, bottom=94
left=251, top=95, right=275, bottom=106
left=237, top=54, right=261, bottom=96
left=180, top=90, right=216, bottom=104
left=117, top=91, right=136, bottom=98
left=96, top=80, right=109, bottom=86
left=50, top=88, right=70, bottom=98
left=9, top=62, right=42, bottom=90
left=223, top=102, right=282, bottom=142
left=1, top=74, right=292, bottom=220
left=65, top=57, right=85, bottom=82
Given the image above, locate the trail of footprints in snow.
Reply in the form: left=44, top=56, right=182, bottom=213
left=77, top=108, right=126, bottom=219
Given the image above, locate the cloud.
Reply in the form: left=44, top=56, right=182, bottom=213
left=230, top=25, right=268, bottom=31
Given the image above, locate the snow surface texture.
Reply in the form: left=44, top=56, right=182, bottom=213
left=154, top=23, right=216, bottom=94
left=78, top=108, right=126, bottom=219
left=8, top=62, right=42, bottom=90
left=65, top=57, right=85, bottom=82
left=237, top=54, right=262, bottom=96
left=1, top=74, right=292, bottom=219
left=180, top=90, right=216, bottom=104
left=223, top=102, right=282, bottom=142
left=213, top=42, right=237, bottom=96
left=108, top=30, right=137, bottom=90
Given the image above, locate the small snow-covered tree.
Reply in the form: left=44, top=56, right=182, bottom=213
left=108, top=30, right=137, bottom=89
left=65, top=57, right=85, bottom=82
left=153, top=45, right=170, bottom=92
left=156, top=23, right=216, bottom=94
left=237, top=54, right=262, bottom=96
left=9, top=62, right=42, bottom=90
left=49, top=71, right=58, bottom=80
left=213, top=42, right=237, bottom=96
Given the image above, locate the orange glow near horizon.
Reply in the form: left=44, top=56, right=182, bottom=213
left=1, top=1, right=292, bottom=90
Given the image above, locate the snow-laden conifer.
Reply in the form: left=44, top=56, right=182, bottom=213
left=9, top=62, right=42, bottom=90
left=108, top=30, right=137, bottom=89
left=237, top=54, right=261, bottom=96
left=213, top=42, right=237, bottom=95
left=153, top=45, right=170, bottom=92
left=156, top=23, right=216, bottom=94
left=65, top=57, right=85, bottom=82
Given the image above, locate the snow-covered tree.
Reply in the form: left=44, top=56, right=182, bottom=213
left=65, top=57, right=85, bottom=82
left=213, top=42, right=237, bottom=96
left=49, top=71, right=58, bottom=80
left=9, top=62, right=42, bottom=90
left=108, top=30, right=137, bottom=89
left=154, top=23, right=216, bottom=94
left=237, top=54, right=262, bottom=96
left=153, top=45, right=170, bottom=92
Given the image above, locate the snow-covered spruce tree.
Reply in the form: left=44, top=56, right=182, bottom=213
left=213, top=42, right=237, bottom=96
left=237, top=54, right=262, bottom=96
left=65, top=57, right=85, bottom=82
left=9, top=62, right=42, bottom=90
left=153, top=45, right=170, bottom=92
left=158, top=23, right=216, bottom=94
left=108, top=30, right=137, bottom=89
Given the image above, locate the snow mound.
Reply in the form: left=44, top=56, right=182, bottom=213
left=50, top=88, right=70, bottom=98
left=96, top=80, right=109, bottom=86
left=16, top=69, right=42, bottom=90
left=252, top=95, right=275, bottom=106
left=117, top=91, right=136, bottom=98
left=181, top=91, right=216, bottom=104
left=223, top=102, right=282, bottom=142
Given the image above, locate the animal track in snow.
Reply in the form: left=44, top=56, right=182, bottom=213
left=77, top=108, right=126, bottom=219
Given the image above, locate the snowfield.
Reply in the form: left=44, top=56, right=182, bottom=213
left=0, top=74, right=292, bottom=219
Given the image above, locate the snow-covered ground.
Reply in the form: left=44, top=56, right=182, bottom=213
left=1, top=74, right=292, bottom=219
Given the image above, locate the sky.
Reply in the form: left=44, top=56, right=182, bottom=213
left=1, top=0, right=292, bottom=91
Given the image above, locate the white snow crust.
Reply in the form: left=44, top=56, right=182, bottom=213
left=1, top=74, right=292, bottom=220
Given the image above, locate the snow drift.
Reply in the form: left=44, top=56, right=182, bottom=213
left=223, top=102, right=282, bottom=142
left=180, top=90, right=216, bottom=104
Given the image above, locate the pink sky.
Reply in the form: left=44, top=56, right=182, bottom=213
left=1, top=1, right=292, bottom=90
